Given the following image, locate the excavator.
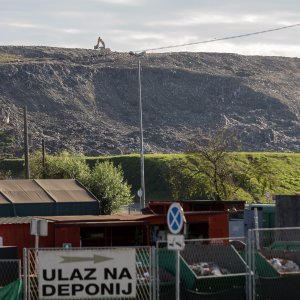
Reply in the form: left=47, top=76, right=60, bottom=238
left=94, top=37, right=105, bottom=50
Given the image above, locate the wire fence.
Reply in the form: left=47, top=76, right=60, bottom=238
left=0, top=259, right=21, bottom=287
left=21, top=230, right=300, bottom=299
left=248, top=227, right=300, bottom=300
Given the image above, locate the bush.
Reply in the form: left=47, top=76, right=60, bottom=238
left=88, top=161, right=133, bottom=214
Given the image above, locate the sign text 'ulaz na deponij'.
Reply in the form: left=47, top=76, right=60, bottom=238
left=38, top=249, right=136, bottom=299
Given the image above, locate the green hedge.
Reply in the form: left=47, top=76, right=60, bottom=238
left=0, top=159, right=24, bottom=178
left=1, top=153, right=300, bottom=202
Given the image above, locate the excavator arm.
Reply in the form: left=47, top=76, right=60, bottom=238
left=94, top=37, right=105, bottom=50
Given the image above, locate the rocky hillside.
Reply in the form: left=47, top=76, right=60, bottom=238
left=0, top=46, right=299, bottom=156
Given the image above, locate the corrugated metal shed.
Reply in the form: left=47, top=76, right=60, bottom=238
left=0, top=209, right=229, bottom=256
left=0, top=179, right=100, bottom=217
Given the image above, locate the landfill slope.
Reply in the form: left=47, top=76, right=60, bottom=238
left=0, top=46, right=299, bottom=155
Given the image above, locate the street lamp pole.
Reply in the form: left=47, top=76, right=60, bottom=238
left=129, top=51, right=146, bottom=210
left=138, top=58, right=146, bottom=209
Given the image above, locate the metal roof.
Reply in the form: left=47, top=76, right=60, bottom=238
left=37, top=213, right=152, bottom=223
left=0, top=216, right=35, bottom=224
left=0, top=193, right=8, bottom=204
left=0, top=179, right=98, bottom=204
left=35, top=211, right=224, bottom=223
left=0, top=210, right=226, bottom=226
left=0, top=214, right=150, bottom=225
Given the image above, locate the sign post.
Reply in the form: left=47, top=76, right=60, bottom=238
left=167, top=203, right=185, bottom=300
left=137, top=188, right=143, bottom=210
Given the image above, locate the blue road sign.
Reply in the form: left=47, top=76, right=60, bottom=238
left=167, top=203, right=184, bottom=234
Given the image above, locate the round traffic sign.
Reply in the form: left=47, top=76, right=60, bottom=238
left=167, top=203, right=184, bottom=234
left=137, top=188, right=143, bottom=197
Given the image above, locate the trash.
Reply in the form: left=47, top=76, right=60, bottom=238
left=270, top=258, right=282, bottom=270
left=137, top=273, right=149, bottom=283
left=190, top=262, right=230, bottom=276
left=137, top=269, right=150, bottom=283
left=269, top=258, right=300, bottom=273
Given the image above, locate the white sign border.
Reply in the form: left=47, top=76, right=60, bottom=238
left=38, top=248, right=137, bottom=299
left=167, top=203, right=184, bottom=234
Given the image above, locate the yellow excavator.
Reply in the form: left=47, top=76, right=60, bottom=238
left=94, top=37, right=105, bottom=50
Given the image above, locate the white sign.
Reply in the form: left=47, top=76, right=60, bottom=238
left=31, top=219, right=48, bottom=236
left=167, top=203, right=185, bottom=234
left=137, top=188, right=142, bottom=197
left=167, top=234, right=185, bottom=250
left=38, top=249, right=136, bottom=299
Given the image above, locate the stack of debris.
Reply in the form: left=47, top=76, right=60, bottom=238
left=269, top=258, right=300, bottom=273
left=190, top=262, right=230, bottom=276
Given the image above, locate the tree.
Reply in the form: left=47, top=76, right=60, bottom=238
left=0, top=128, right=14, bottom=179
left=0, top=163, right=11, bottom=179
left=186, top=128, right=242, bottom=201
left=30, top=151, right=90, bottom=183
left=163, top=158, right=207, bottom=200
left=29, top=151, right=133, bottom=214
left=0, top=129, right=14, bottom=159
left=245, top=155, right=278, bottom=201
left=88, top=161, right=133, bottom=214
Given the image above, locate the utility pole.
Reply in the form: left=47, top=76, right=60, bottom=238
left=42, top=139, right=46, bottom=179
left=24, top=106, right=30, bottom=179
left=138, top=58, right=146, bottom=209
left=129, top=51, right=147, bottom=209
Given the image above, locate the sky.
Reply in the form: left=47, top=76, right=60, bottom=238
left=0, top=0, right=299, bottom=57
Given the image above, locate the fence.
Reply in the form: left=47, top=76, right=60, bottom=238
left=21, top=230, right=300, bottom=300
left=0, top=259, right=21, bottom=286
left=247, top=227, right=300, bottom=300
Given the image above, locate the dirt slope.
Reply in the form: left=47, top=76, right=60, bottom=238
left=0, top=46, right=299, bottom=155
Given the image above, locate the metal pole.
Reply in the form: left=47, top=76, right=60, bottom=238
left=247, top=230, right=252, bottom=300
left=139, top=194, right=142, bottom=211
left=138, top=59, right=146, bottom=209
left=24, top=106, right=30, bottom=179
left=35, top=233, right=39, bottom=278
left=175, top=249, right=180, bottom=300
left=151, top=246, right=157, bottom=300
left=251, top=229, right=256, bottom=300
left=23, top=248, right=28, bottom=300
left=35, top=234, right=39, bottom=252
left=254, top=207, right=260, bottom=249
left=42, top=139, right=46, bottom=179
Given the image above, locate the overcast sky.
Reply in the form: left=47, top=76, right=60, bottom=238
left=0, top=0, right=299, bottom=57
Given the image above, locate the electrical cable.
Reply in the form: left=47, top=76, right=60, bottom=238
left=133, top=23, right=300, bottom=53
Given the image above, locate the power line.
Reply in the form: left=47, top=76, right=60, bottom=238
left=134, top=23, right=300, bottom=53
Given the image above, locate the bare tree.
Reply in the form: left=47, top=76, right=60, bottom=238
left=163, top=158, right=207, bottom=200
left=186, top=128, right=242, bottom=201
